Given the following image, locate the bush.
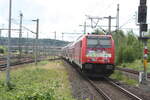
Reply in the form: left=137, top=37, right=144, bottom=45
left=113, top=30, right=142, bottom=64
left=123, top=46, right=135, bottom=63
left=0, top=46, right=6, bottom=54
left=116, top=46, right=124, bottom=65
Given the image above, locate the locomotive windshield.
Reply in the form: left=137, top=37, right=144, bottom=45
left=87, top=37, right=111, bottom=48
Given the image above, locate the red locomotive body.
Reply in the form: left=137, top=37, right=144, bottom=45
left=62, top=34, right=115, bottom=77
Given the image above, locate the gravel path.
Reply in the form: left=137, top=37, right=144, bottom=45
left=63, top=60, right=104, bottom=100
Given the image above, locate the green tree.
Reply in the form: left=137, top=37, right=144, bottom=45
left=113, top=30, right=142, bottom=64
left=122, top=46, right=135, bottom=63
left=0, top=46, right=6, bottom=54
left=92, top=28, right=105, bottom=35
left=112, top=30, right=126, bottom=64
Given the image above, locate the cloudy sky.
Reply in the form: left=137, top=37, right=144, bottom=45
left=0, top=0, right=150, bottom=41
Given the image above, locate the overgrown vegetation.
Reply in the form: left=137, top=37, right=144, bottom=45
left=112, top=30, right=143, bottom=65
left=0, top=46, right=6, bottom=54
left=110, top=70, right=138, bottom=86
left=118, top=60, right=150, bottom=72
left=0, top=60, right=75, bottom=100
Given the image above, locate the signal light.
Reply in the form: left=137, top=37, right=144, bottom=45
left=144, top=47, right=148, bottom=55
left=138, top=5, right=147, bottom=23
left=140, top=0, right=147, bottom=5
left=140, top=24, right=148, bottom=32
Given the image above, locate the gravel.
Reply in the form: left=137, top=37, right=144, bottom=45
left=62, top=60, right=150, bottom=100
left=62, top=60, right=104, bottom=100
left=113, top=71, right=150, bottom=100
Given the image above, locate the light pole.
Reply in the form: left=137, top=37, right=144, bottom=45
left=116, top=4, right=120, bottom=31
left=32, top=19, right=39, bottom=65
left=104, top=16, right=116, bottom=34
left=6, top=0, right=12, bottom=87
left=19, top=13, right=23, bottom=58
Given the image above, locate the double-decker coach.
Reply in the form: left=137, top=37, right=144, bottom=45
left=62, top=34, right=115, bottom=77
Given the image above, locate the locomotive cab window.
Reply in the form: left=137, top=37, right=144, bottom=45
left=87, top=37, right=111, bottom=48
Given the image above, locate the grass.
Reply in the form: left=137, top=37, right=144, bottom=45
left=0, top=60, right=75, bottom=100
left=118, top=60, right=150, bottom=73
left=110, top=70, right=138, bottom=86
left=113, top=60, right=150, bottom=86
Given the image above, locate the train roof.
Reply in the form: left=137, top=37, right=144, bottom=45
left=61, top=42, right=73, bottom=49
left=76, top=34, right=112, bottom=41
left=62, top=34, right=113, bottom=49
left=86, top=34, right=112, bottom=37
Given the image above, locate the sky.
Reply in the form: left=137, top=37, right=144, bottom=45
left=0, top=0, right=150, bottom=41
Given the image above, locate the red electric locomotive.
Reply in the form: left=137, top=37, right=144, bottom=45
left=62, top=34, right=115, bottom=77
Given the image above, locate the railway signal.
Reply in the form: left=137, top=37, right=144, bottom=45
left=140, top=23, right=148, bottom=32
left=138, top=0, right=149, bottom=84
left=138, top=5, right=147, bottom=23
left=143, top=46, right=148, bottom=72
left=139, top=38, right=149, bottom=84
left=138, top=0, right=148, bottom=33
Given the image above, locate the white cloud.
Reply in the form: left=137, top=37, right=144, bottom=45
left=0, top=0, right=150, bottom=41
left=0, top=16, right=7, bottom=25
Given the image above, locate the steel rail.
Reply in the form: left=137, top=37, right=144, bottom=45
left=116, top=67, right=150, bottom=78
left=105, top=77, right=142, bottom=100
left=87, top=78, right=112, bottom=100
left=0, top=57, right=61, bottom=71
left=0, top=59, right=34, bottom=71
left=64, top=60, right=143, bottom=100
left=64, top=59, right=112, bottom=100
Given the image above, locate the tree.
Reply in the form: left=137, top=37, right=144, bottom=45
left=113, top=30, right=142, bottom=64
left=0, top=46, right=6, bottom=54
left=122, top=46, right=136, bottom=63
left=92, top=28, right=105, bottom=35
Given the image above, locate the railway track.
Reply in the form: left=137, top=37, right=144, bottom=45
left=116, top=67, right=150, bottom=78
left=66, top=60, right=142, bottom=100
left=0, top=55, right=33, bottom=61
left=0, top=57, right=61, bottom=71
left=0, top=58, right=35, bottom=71
left=89, top=77, right=142, bottom=100
left=103, top=77, right=142, bottom=100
